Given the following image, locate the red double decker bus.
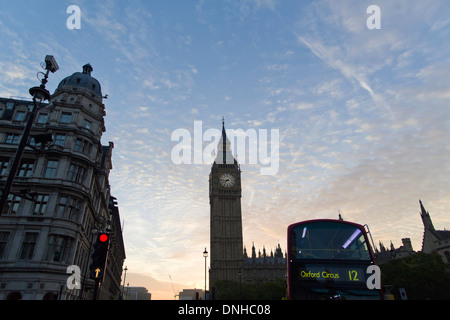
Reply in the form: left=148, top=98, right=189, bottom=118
left=287, top=219, right=383, bottom=300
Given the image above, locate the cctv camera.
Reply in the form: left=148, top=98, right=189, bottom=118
left=44, top=55, right=59, bottom=73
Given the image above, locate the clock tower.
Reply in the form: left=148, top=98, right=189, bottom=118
left=209, top=119, right=243, bottom=293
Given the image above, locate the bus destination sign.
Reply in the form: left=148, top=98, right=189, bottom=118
left=297, top=265, right=367, bottom=283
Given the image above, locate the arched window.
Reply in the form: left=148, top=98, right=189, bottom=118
left=5, top=291, right=22, bottom=300
left=43, top=292, right=57, bottom=300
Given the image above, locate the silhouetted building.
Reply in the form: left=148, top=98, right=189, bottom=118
left=179, top=288, right=205, bottom=300
left=242, top=243, right=286, bottom=285
left=209, top=120, right=285, bottom=294
left=209, top=120, right=244, bottom=289
left=0, top=64, right=125, bottom=299
left=420, top=200, right=450, bottom=264
left=125, top=287, right=151, bottom=300
left=375, top=238, right=415, bottom=265
left=375, top=200, right=450, bottom=265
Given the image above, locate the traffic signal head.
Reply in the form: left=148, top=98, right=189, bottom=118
left=99, top=233, right=109, bottom=243
left=90, top=232, right=110, bottom=281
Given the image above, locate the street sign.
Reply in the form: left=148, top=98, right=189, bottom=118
left=92, top=267, right=103, bottom=280
left=399, top=288, right=408, bottom=300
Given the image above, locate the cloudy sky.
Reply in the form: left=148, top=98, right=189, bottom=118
left=1, top=0, right=450, bottom=299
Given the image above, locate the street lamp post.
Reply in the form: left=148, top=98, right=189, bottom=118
left=0, top=55, right=58, bottom=215
left=203, top=248, right=208, bottom=299
left=238, top=270, right=242, bottom=299
left=121, top=266, right=128, bottom=300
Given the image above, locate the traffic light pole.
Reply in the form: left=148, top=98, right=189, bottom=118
left=79, top=229, right=96, bottom=300
left=92, top=280, right=100, bottom=300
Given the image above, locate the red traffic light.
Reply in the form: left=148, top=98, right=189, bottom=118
left=99, top=233, right=109, bottom=242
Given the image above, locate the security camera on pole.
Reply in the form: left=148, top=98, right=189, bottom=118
left=0, top=55, right=58, bottom=215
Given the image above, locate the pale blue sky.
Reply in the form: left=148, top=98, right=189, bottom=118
left=1, top=0, right=450, bottom=299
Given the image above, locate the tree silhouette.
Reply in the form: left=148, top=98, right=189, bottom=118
left=213, top=279, right=286, bottom=300
left=380, top=252, right=450, bottom=300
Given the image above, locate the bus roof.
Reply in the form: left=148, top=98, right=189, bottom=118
left=287, top=219, right=366, bottom=232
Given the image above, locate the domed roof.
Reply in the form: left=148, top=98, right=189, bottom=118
left=56, top=64, right=102, bottom=98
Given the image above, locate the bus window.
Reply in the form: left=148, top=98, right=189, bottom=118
left=290, top=221, right=371, bottom=261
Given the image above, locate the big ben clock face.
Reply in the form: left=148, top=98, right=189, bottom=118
left=219, top=173, right=235, bottom=188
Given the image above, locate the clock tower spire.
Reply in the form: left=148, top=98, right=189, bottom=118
left=216, top=117, right=237, bottom=165
left=209, top=119, right=243, bottom=296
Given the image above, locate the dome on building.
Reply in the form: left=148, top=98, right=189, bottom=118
left=56, top=64, right=102, bottom=98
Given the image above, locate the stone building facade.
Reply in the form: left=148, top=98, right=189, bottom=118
left=0, top=64, right=125, bottom=300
